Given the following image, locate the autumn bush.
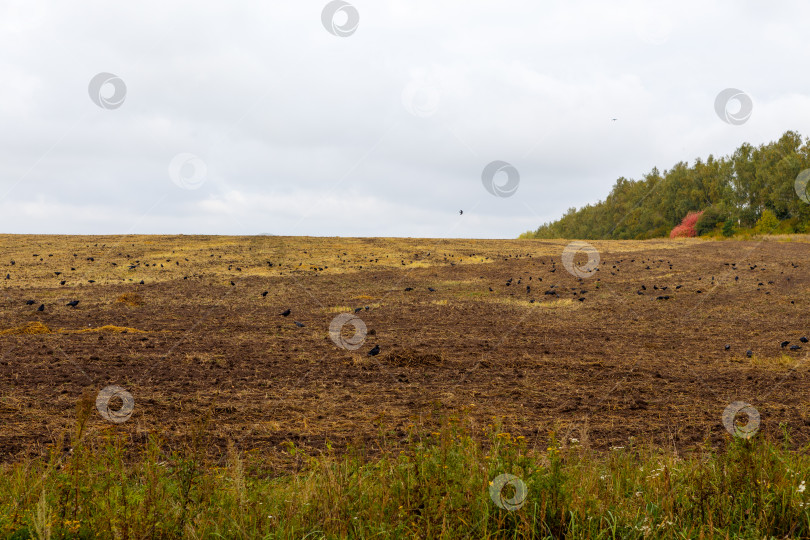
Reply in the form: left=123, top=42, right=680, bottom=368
left=670, top=210, right=704, bottom=238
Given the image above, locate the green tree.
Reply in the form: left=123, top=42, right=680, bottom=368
left=522, top=131, right=810, bottom=240
left=755, top=209, right=780, bottom=234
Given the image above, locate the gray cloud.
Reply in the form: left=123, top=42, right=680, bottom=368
left=2, top=0, right=810, bottom=237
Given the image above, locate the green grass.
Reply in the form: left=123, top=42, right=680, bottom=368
left=2, top=412, right=810, bottom=539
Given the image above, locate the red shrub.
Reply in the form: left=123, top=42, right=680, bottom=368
left=670, top=211, right=704, bottom=238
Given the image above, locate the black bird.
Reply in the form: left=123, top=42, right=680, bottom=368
left=60, top=281, right=66, bottom=285
left=459, top=210, right=463, bottom=215
left=261, top=291, right=268, bottom=297
left=37, top=304, right=44, bottom=312
left=139, top=280, right=144, bottom=285
left=489, top=287, right=494, bottom=292
left=790, top=345, right=802, bottom=351
left=354, top=307, right=362, bottom=313
left=801, top=337, right=809, bottom=343
left=724, top=345, right=731, bottom=350
left=746, top=350, right=753, bottom=358
left=428, top=287, right=436, bottom=292
left=404, top=287, right=413, bottom=291
left=25, top=300, right=35, bottom=305
left=294, top=321, right=305, bottom=328
left=781, top=341, right=790, bottom=348
left=66, top=300, right=79, bottom=307
left=368, top=344, right=380, bottom=356
left=280, top=309, right=291, bottom=317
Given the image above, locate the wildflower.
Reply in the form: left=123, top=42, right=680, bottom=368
left=569, top=438, right=579, bottom=444
left=799, top=481, right=806, bottom=493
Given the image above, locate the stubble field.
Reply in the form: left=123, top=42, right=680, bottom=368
left=2, top=234, right=809, bottom=471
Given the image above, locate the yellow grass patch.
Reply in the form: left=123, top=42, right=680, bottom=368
left=486, top=297, right=575, bottom=309
left=741, top=353, right=804, bottom=370
left=437, top=280, right=477, bottom=287
left=323, top=302, right=381, bottom=314
left=0, top=322, right=145, bottom=335
left=323, top=306, right=355, bottom=313
left=66, top=325, right=146, bottom=334
left=402, top=261, right=431, bottom=268
left=431, top=299, right=448, bottom=306
left=0, top=321, right=52, bottom=335
left=116, top=292, right=144, bottom=306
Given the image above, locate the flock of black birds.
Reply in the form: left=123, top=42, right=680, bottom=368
left=277, top=306, right=378, bottom=355
left=6, top=244, right=805, bottom=361
left=20, top=298, right=79, bottom=313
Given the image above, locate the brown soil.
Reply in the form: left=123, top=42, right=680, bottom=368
left=1, top=234, right=809, bottom=470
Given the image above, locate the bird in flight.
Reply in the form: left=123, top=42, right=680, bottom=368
left=459, top=210, right=463, bottom=215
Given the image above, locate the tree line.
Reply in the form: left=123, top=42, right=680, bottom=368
left=520, top=130, right=810, bottom=239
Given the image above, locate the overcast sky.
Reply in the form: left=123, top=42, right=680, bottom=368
left=2, top=0, right=809, bottom=238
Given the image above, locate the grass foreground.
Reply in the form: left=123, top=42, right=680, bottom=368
left=2, top=410, right=810, bottom=539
